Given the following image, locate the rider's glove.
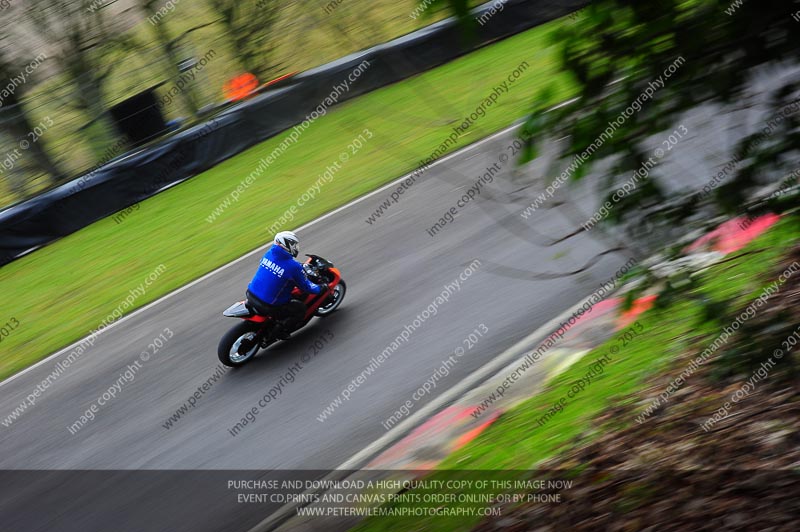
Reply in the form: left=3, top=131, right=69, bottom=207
left=319, top=283, right=329, bottom=293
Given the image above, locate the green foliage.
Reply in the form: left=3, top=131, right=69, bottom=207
left=712, top=309, right=797, bottom=382
left=515, top=0, right=800, bottom=226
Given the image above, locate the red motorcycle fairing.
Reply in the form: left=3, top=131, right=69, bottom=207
left=293, top=266, right=343, bottom=320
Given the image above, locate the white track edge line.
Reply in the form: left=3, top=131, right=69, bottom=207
left=0, top=116, right=549, bottom=389
left=247, top=283, right=616, bottom=532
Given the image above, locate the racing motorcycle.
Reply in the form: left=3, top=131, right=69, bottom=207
left=218, top=255, right=345, bottom=367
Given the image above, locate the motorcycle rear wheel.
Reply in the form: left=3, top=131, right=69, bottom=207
left=218, top=321, right=263, bottom=367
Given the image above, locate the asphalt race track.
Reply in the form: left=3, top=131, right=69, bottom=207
left=0, top=109, right=740, bottom=530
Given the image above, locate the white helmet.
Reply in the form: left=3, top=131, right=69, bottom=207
left=274, top=230, right=300, bottom=257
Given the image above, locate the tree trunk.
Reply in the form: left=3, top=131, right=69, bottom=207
left=0, top=88, right=67, bottom=185
left=144, top=5, right=200, bottom=117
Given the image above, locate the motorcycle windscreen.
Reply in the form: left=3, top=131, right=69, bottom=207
left=223, top=301, right=253, bottom=317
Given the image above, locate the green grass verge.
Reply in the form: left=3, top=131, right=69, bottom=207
left=353, top=215, right=800, bottom=532
left=0, top=18, right=575, bottom=381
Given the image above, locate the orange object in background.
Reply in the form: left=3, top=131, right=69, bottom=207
left=223, top=73, right=259, bottom=101
left=223, top=72, right=299, bottom=102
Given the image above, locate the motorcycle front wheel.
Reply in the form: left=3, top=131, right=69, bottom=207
left=315, top=280, right=346, bottom=316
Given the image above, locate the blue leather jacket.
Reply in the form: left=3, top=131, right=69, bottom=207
left=247, top=245, right=323, bottom=305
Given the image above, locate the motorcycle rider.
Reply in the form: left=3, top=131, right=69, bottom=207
left=246, top=231, right=327, bottom=339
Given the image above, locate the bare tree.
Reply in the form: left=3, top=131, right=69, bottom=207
left=137, top=0, right=224, bottom=117
left=26, top=0, right=131, bottom=156
left=206, top=0, right=282, bottom=82
left=0, top=33, right=67, bottom=192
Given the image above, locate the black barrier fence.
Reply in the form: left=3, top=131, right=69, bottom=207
left=0, top=0, right=586, bottom=266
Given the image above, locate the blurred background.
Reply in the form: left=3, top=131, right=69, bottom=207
left=0, top=0, right=481, bottom=207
